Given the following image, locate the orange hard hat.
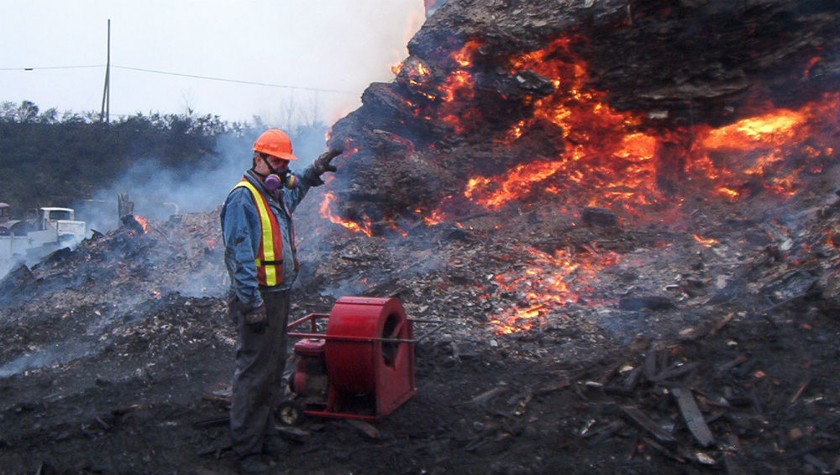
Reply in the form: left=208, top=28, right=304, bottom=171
left=253, top=129, right=299, bottom=161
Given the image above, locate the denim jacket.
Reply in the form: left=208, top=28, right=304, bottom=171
left=221, top=168, right=318, bottom=308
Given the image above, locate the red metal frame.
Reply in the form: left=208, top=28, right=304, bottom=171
left=286, top=296, right=416, bottom=421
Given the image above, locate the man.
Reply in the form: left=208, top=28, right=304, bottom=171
left=221, top=128, right=341, bottom=473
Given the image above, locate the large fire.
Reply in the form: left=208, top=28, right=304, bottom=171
left=456, top=38, right=840, bottom=216
left=322, top=35, right=840, bottom=335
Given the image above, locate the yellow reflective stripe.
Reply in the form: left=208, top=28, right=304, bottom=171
left=234, top=181, right=278, bottom=286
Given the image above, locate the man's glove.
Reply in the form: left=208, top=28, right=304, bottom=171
left=312, top=149, right=343, bottom=176
left=243, top=303, right=268, bottom=334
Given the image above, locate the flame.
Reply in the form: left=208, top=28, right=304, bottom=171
left=693, top=234, right=720, bottom=247
left=717, top=187, right=741, bottom=201
left=135, top=215, right=150, bottom=233
left=465, top=160, right=567, bottom=209
left=699, top=109, right=806, bottom=149
left=460, top=38, right=667, bottom=214
left=453, top=40, right=481, bottom=68
left=399, top=38, right=840, bottom=337
left=427, top=35, right=840, bottom=215
left=312, top=144, right=374, bottom=236
left=687, top=96, right=840, bottom=199
left=420, top=207, right=445, bottom=226
left=395, top=57, right=433, bottom=89
left=331, top=38, right=839, bottom=322
left=488, top=246, right=620, bottom=335
left=387, top=37, right=840, bottom=227
left=394, top=41, right=486, bottom=135
left=441, top=70, right=474, bottom=103
left=505, top=119, right=527, bottom=142
left=319, top=191, right=373, bottom=237
left=438, top=67, right=476, bottom=134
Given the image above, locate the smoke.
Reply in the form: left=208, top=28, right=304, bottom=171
left=0, top=0, right=428, bottom=282
left=32, top=128, right=332, bottom=298
left=75, top=129, right=333, bottom=234
left=0, top=257, right=22, bottom=283
left=77, top=136, right=245, bottom=233
left=0, top=126, right=335, bottom=284
left=0, top=340, right=95, bottom=379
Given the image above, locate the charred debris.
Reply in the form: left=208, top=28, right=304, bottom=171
left=2, top=0, right=840, bottom=473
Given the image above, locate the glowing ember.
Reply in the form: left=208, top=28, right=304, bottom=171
left=457, top=37, right=668, bottom=214
left=438, top=68, right=476, bottom=134
left=329, top=36, right=840, bottom=338
left=505, top=119, right=527, bottom=143
left=394, top=57, right=433, bottom=88
left=717, top=187, right=740, bottom=201
left=453, top=40, right=481, bottom=68
left=420, top=207, right=445, bottom=226
left=699, top=109, right=806, bottom=149
left=804, top=56, right=822, bottom=79
left=487, top=246, right=620, bottom=335
left=693, top=234, right=720, bottom=247
left=417, top=36, right=840, bottom=215
left=829, top=231, right=840, bottom=250
left=465, top=160, right=568, bottom=210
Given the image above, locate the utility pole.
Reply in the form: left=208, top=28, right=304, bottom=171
left=100, top=19, right=111, bottom=123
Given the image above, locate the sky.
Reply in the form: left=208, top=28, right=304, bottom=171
left=0, top=0, right=426, bottom=126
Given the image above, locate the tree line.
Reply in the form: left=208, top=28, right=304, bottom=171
left=0, top=100, right=326, bottom=215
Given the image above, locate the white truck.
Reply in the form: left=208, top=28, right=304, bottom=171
left=0, top=205, right=87, bottom=261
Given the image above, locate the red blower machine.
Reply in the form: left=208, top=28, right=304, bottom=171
left=279, top=296, right=440, bottom=425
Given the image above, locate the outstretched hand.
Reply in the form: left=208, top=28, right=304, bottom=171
left=314, top=148, right=343, bottom=175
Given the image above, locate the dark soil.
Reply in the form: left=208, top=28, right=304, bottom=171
left=2, top=2, right=840, bottom=472
left=1, top=170, right=839, bottom=474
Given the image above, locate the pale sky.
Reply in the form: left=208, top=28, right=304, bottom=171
left=0, top=0, right=426, bottom=125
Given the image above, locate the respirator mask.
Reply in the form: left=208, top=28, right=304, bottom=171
left=258, top=156, right=297, bottom=190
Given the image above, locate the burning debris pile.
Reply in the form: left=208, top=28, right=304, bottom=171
left=2, top=0, right=840, bottom=473
left=299, top=0, right=840, bottom=470
left=328, top=0, right=840, bottom=223
left=317, top=0, right=840, bottom=328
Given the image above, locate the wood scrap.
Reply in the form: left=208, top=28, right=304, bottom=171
left=789, top=377, right=811, bottom=405
left=650, top=362, right=699, bottom=382
left=620, top=405, right=677, bottom=446
left=671, top=387, right=715, bottom=448
left=345, top=419, right=380, bottom=439
left=465, top=384, right=510, bottom=407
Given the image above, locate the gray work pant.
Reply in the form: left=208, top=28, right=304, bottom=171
left=230, top=289, right=290, bottom=457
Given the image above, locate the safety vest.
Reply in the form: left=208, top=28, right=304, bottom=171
left=232, top=179, right=296, bottom=286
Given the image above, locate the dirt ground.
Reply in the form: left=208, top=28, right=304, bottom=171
left=1, top=164, right=839, bottom=475
left=3, top=1, right=839, bottom=472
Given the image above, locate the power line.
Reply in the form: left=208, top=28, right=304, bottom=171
left=111, top=65, right=355, bottom=94
left=1, top=63, right=358, bottom=95
left=0, top=65, right=103, bottom=71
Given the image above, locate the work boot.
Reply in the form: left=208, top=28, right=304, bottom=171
left=238, top=454, right=270, bottom=474
left=263, top=435, right=290, bottom=458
